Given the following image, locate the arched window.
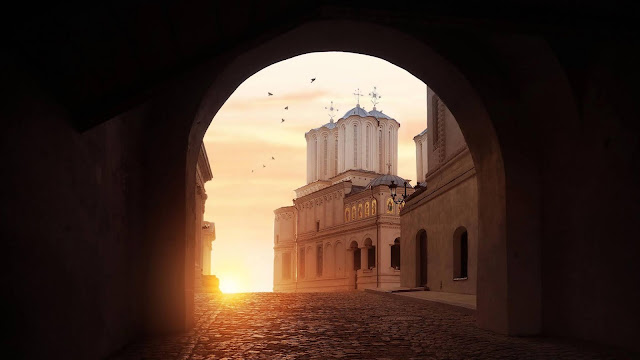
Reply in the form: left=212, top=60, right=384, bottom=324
left=453, top=227, right=469, bottom=279
left=365, top=238, right=375, bottom=269
left=366, top=124, right=370, bottom=169
left=391, top=238, right=400, bottom=270
left=353, top=124, right=358, bottom=168
left=334, top=134, right=338, bottom=175
left=323, top=136, right=328, bottom=176
left=378, top=129, right=383, bottom=172
left=351, top=241, right=361, bottom=271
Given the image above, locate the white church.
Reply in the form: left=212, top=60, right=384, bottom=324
left=273, top=90, right=414, bottom=292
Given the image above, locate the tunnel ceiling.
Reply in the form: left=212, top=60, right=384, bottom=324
left=6, top=0, right=635, bottom=131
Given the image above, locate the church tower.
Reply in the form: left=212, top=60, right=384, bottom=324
left=304, top=88, right=399, bottom=185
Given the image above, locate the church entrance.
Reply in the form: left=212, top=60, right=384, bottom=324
left=417, top=230, right=427, bottom=287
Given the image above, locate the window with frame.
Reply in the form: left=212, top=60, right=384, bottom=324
left=391, top=238, right=400, bottom=270
left=453, top=227, right=469, bottom=279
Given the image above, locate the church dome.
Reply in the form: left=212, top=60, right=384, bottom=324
left=366, top=174, right=413, bottom=189
left=342, top=104, right=369, bottom=118
left=368, top=107, right=393, bottom=120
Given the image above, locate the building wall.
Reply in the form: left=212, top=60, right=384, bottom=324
left=401, top=149, right=478, bottom=294
left=402, top=86, right=478, bottom=295
left=414, top=130, right=428, bottom=183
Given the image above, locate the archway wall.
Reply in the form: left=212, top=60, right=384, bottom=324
left=189, top=20, right=524, bottom=336
left=190, top=19, right=640, bottom=349
left=3, top=6, right=639, bottom=358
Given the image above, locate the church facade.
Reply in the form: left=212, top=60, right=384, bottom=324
left=400, top=86, right=478, bottom=295
left=274, top=99, right=413, bottom=292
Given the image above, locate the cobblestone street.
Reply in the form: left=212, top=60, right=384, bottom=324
left=113, top=292, right=635, bottom=359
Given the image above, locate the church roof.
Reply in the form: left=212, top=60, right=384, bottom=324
left=306, top=120, right=337, bottom=134
left=366, top=174, right=413, bottom=189
left=368, top=107, right=393, bottom=120
left=341, top=104, right=369, bottom=118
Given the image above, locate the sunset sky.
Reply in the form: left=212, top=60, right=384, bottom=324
left=203, top=52, right=428, bottom=293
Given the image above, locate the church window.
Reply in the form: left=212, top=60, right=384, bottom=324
left=314, top=136, right=318, bottom=180
left=342, top=125, right=346, bottom=171
left=351, top=205, right=356, bottom=220
left=388, top=130, right=392, bottom=172
left=365, top=202, right=370, bottom=217
left=353, top=245, right=361, bottom=271
left=365, top=238, right=375, bottom=269
left=345, top=208, right=350, bottom=222
left=453, top=227, right=469, bottom=279
left=386, top=198, right=394, bottom=213
left=334, top=135, right=338, bottom=175
left=299, top=248, right=305, bottom=279
left=317, top=244, right=323, bottom=276
left=282, top=252, right=291, bottom=279
left=391, top=238, right=400, bottom=270
left=316, top=220, right=320, bottom=232
left=323, top=136, right=328, bottom=176
left=378, top=129, right=383, bottom=172
left=358, top=204, right=363, bottom=218
left=371, top=199, right=377, bottom=215
left=368, top=247, right=376, bottom=269
left=354, top=124, right=358, bottom=168
left=366, top=125, right=370, bottom=169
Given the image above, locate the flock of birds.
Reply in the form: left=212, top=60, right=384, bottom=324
left=251, top=77, right=317, bottom=174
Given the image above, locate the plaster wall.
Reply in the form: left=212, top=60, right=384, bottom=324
left=401, top=151, right=478, bottom=295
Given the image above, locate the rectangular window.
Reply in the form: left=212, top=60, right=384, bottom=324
left=368, top=246, right=376, bottom=269
left=316, top=220, right=320, bottom=232
left=282, top=252, right=291, bottom=279
left=317, top=245, right=323, bottom=276
left=299, top=248, right=305, bottom=279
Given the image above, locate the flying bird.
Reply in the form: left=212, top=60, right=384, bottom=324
left=284, top=106, right=288, bottom=110
left=272, top=156, right=275, bottom=160
left=281, top=118, right=285, bottom=123
left=310, top=78, right=316, bottom=83
left=268, top=92, right=273, bottom=96
left=263, top=164, right=266, bottom=168
left=251, top=170, right=254, bottom=173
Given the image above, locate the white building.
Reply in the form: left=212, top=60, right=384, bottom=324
left=274, top=93, right=413, bottom=292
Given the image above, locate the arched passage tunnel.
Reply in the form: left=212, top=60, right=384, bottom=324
left=3, top=2, right=639, bottom=358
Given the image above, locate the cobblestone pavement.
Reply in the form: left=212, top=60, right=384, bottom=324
left=112, top=292, right=636, bottom=360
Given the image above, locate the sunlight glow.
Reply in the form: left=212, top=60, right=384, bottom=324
left=219, top=277, right=241, bottom=294
left=205, top=52, right=427, bottom=293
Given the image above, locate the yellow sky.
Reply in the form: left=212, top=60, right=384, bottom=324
left=203, top=52, right=427, bottom=292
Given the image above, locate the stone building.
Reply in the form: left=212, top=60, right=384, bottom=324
left=194, top=145, right=217, bottom=291
left=274, top=97, right=413, bottom=292
left=400, top=86, right=478, bottom=295
left=201, top=221, right=220, bottom=292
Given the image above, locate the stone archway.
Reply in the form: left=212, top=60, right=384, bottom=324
left=184, top=19, right=531, bottom=336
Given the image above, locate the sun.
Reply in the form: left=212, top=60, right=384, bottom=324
left=219, top=277, right=241, bottom=294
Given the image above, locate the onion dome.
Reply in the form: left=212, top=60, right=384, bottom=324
left=366, top=174, right=413, bottom=189
left=341, top=104, right=369, bottom=118
left=368, top=107, right=393, bottom=120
